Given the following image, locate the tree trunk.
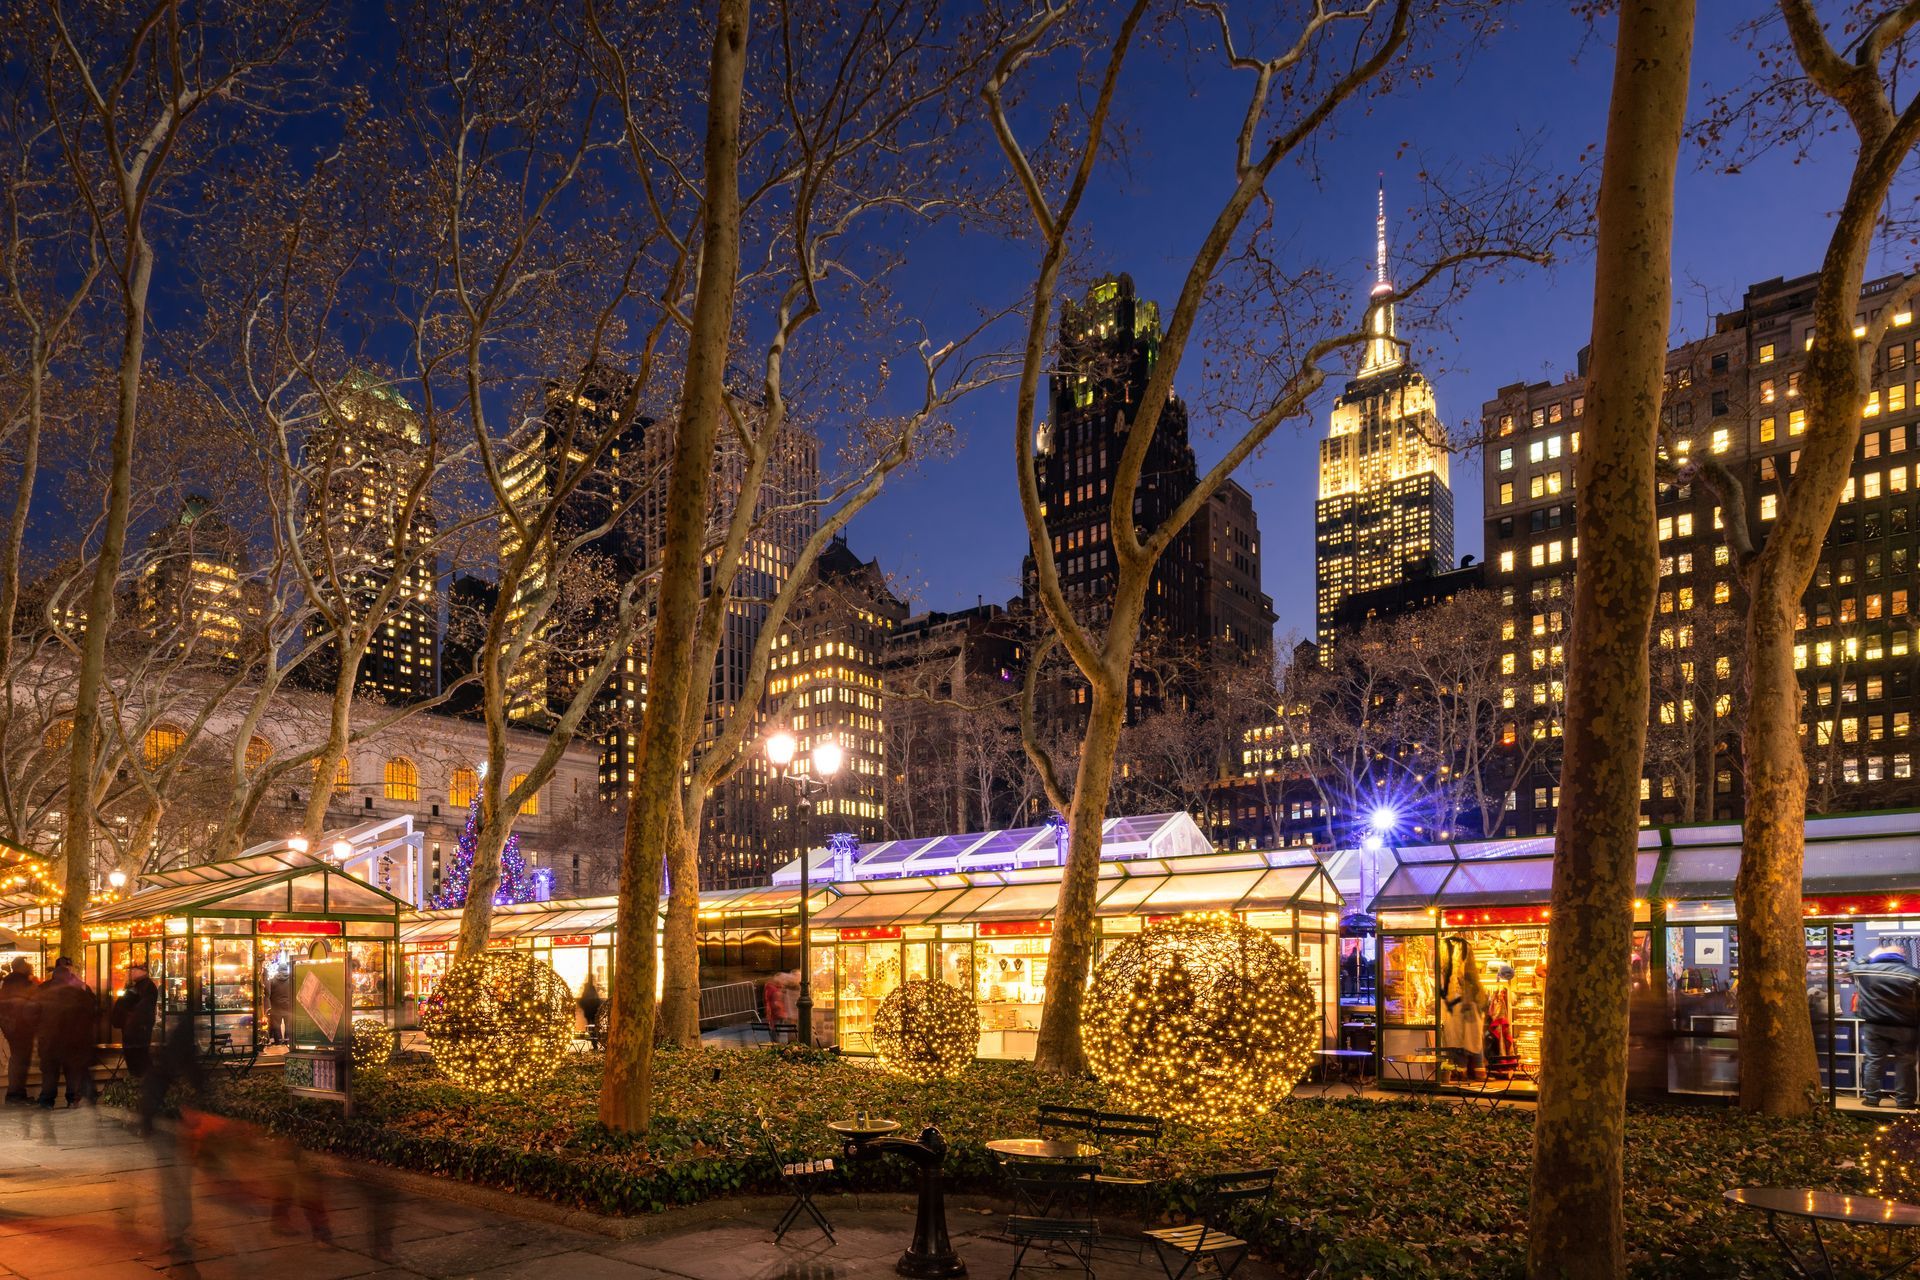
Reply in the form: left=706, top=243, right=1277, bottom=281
left=599, top=0, right=749, bottom=1134
left=59, top=239, right=154, bottom=963
left=1031, top=678, right=1125, bottom=1075
left=1527, top=4, right=1690, bottom=1277
left=301, top=636, right=366, bottom=839
left=1733, top=583, right=1820, bottom=1112
left=454, top=769, right=514, bottom=962
left=658, top=800, right=701, bottom=1046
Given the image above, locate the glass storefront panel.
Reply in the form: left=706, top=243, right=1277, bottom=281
left=348, top=940, right=389, bottom=1010
left=197, top=936, right=256, bottom=1049
left=976, top=934, right=1048, bottom=1060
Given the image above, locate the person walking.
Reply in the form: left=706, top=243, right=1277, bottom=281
left=34, top=958, right=97, bottom=1108
left=266, top=966, right=292, bottom=1045
left=1852, top=942, right=1920, bottom=1109
left=0, top=958, right=37, bottom=1103
left=112, top=962, right=161, bottom=1078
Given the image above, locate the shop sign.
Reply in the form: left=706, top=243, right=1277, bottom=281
left=1804, top=894, right=1919, bottom=918
left=836, top=926, right=901, bottom=941
left=413, top=941, right=450, bottom=953
left=978, top=920, right=1051, bottom=937
left=259, top=918, right=344, bottom=937
left=129, top=921, right=164, bottom=939
left=551, top=934, right=594, bottom=947
left=290, top=955, right=349, bottom=1049
left=488, top=936, right=516, bottom=948
left=1441, top=906, right=1553, bottom=928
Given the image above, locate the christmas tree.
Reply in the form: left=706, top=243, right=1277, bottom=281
left=429, top=790, right=535, bottom=909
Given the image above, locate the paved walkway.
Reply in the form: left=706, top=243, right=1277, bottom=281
left=0, top=1105, right=1277, bottom=1279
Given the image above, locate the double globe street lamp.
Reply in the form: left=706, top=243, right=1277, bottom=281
left=764, top=730, right=843, bottom=1047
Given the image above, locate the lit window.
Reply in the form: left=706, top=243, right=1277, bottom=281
left=383, top=756, right=419, bottom=803
left=1761, top=493, right=1778, bottom=520
left=512, top=772, right=539, bottom=816
left=142, top=724, right=185, bottom=769
left=246, top=736, right=272, bottom=772
left=1711, top=428, right=1730, bottom=454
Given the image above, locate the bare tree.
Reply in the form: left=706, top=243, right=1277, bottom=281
left=989, top=0, right=1573, bottom=1072
left=1689, top=0, right=1920, bottom=1115
left=1527, top=3, right=1690, bottom=1275
left=27, top=0, right=328, bottom=959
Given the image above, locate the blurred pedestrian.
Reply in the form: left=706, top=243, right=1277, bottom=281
left=34, top=957, right=96, bottom=1108
left=1, top=957, right=37, bottom=1102
left=112, top=961, right=160, bottom=1078
left=266, top=966, right=291, bottom=1045
left=1853, top=941, right=1920, bottom=1109
left=577, top=977, right=603, bottom=1050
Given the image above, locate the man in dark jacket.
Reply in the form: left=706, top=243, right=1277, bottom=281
left=1852, top=943, right=1920, bottom=1109
left=0, top=958, right=36, bottom=1102
left=112, top=962, right=160, bottom=1078
left=34, top=959, right=96, bottom=1108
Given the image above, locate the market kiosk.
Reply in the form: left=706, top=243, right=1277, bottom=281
left=58, top=845, right=408, bottom=1051
left=1369, top=810, right=1920, bottom=1106
left=769, top=813, right=1343, bottom=1060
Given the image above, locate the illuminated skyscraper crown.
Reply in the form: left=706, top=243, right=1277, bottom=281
left=1361, top=177, right=1402, bottom=377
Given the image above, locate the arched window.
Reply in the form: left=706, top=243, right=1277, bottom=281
left=43, top=718, right=72, bottom=753
left=449, top=767, right=478, bottom=810
left=383, top=756, right=419, bottom=803
left=142, top=724, right=184, bottom=770
left=316, top=755, right=352, bottom=798
left=511, top=772, right=539, bottom=816
left=245, top=736, right=273, bottom=772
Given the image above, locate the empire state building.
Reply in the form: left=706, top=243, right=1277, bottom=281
left=1314, top=183, right=1455, bottom=640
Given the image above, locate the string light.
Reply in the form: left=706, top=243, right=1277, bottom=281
left=1083, top=911, right=1318, bottom=1125
left=419, top=951, right=572, bottom=1093
left=352, top=1017, right=396, bottom=1070
left=871, top=978, right=978, bottom=1081
left=1864, top=1118, right=1920, bottom=1200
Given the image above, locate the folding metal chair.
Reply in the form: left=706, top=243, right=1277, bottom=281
left=1144, top=1168, right=1276, bottom=1280
left=1006, top=1215, right=1097, bottom=1278
left=759, top=1116, right=835, bottom=1242
left=1003, top=1159, right=1098, bottom=1220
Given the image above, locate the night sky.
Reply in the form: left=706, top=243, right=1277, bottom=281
left=847, top=6, right=1882, bottom=642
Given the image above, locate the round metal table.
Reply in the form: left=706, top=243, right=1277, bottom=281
left=828, top=1118, right=903, bottom=1142
left=984, top=1138, right=1101, bottom=1161
left=1725, top=1187, right=1920, bottom=1279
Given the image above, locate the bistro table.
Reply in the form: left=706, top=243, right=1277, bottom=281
left=985, top=1138, right=1101, bottom=1162
left=1314, top=1048, right=1374, bottom=1097
left=1725, top=1187, right=1920, bottom=1280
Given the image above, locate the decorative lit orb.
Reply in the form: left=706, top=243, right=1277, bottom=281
left=1864, top=1117, right=1920, bottom=1200
left=1083, top=911, right=1318, bottom=1124
left=872, top=979, right=979, bottom=1081
left=351, top=1017, right=396, bottom=1070
left=419, top=951, right=573, bottom=1093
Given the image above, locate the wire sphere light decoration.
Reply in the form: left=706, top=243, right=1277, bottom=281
left=420, top=950, right=573, bottom=1093
left=872, top=978, right=980, bottom=1081
left=1083, top=910, right=1318, bottom=1124
left=1865, top=1116, right=1920, bottom=1201
left=351, top=1016, right=396, bottom=1070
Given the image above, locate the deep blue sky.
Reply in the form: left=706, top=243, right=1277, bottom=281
left=845, top=7, right=1877, bottom=641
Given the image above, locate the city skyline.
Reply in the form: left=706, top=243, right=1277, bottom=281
left=846, top=5, right=1895, bottom=642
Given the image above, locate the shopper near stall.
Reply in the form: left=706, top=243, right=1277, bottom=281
left=1438, top=936, right=1489, bottom=1081
left=34, top=958, right=96, bottom=1108
left=1851, top=942, right=1920, bottom=1109
left=577, top=977, right=603, bottom=1050
left=112, top=962, right=161, bottom=1078
left=265, top=965, right=292, bottom=1045
left=0, top=958, right=37, bottom=1102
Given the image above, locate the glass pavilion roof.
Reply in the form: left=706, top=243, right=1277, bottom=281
left=768, top=812, right=1215, bottom=887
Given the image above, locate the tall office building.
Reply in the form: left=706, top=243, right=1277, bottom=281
left=1483, top=269, right=1920, bottom=834
left=1198, top=480, right=1276, bottom=665
left=306, top=374, right=440, bottom=702
left=1315, top=185, right=1455, bottom=641
left=137, top=497, right=257, bottom=662
left=1024, top=274, right=1208, bottom=718
left=761, top=536, right=906, bottom=876
left=497, top=370, right=647, bottom=726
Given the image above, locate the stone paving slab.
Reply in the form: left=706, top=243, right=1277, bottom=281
left=0, top=1104, right=1281, bottom=1279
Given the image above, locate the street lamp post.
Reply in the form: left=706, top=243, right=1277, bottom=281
left=765, top=730, right=843, bottom=1047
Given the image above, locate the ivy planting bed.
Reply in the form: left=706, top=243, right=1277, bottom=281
left=148, top=1046, right=1883, bottom=1279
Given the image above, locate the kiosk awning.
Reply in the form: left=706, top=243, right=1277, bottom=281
left=87, top=854, right=408, bottom=925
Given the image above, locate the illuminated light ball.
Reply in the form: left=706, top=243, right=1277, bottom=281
left=871, top=978, right=980, bottom=1081
left=420, top=951, right=573, bottom=1093
left=1083, top=911, right=1318, bottom=1124
left=1864, top=1117, right=1920, bottom=1200
left=351, top=1017, right=396, bottom=1070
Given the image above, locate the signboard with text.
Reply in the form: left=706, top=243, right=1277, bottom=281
left=289, top=956, right=349, bottom=1050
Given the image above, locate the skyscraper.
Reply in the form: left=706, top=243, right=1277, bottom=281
left=305, top=374, right=440, bottom=702
left=1315, top=184, right=1455, bottom=641
left=137, top=497, right=256, bottom=662
left=1024, top=274, right=1208, bottom=718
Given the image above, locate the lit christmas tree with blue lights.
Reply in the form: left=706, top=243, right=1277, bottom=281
left=429, top=788, right=534, bottom=909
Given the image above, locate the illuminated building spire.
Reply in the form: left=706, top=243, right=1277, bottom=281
left=1361, top=174, right=1402, bottom=377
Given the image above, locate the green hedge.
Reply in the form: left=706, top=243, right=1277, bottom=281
left=143, top=1048, right=1886, bottom=1279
